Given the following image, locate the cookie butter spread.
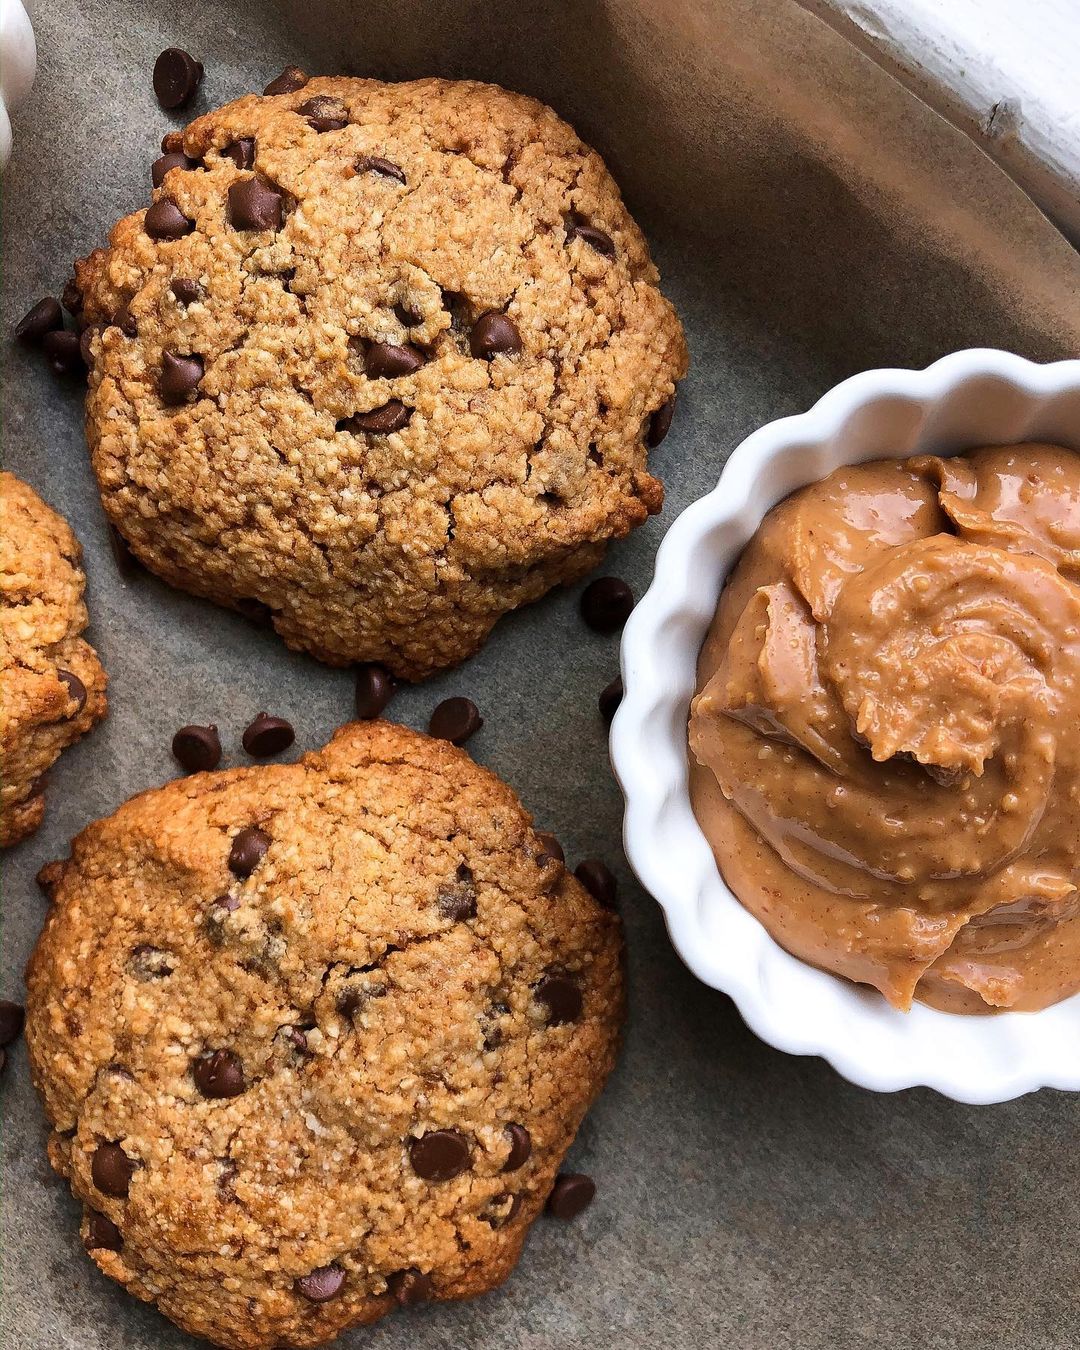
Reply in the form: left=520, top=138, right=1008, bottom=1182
left=689, top=443, right=1080, bottom=1014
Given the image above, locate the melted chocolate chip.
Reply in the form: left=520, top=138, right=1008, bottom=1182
left=535, top=832, right=565, bottom=865
left=503, top=1123, right=531, bottom=1172
left=85, top=1210, right=122, bottom=1252
left=357, top=155, right=406, bottom=184
left=223, top=137, right=255, bottom=170
left=535, top=973, right=582, bottom=1025
left=575, top=859, right=618, bottom=910
left=144, top=197, right=195, bottom=240
left=193, top=1048, right=246, bottom=1098
left=565, top=212, right=615, bottom=257
left=159, top=351, right=204, bottom=404
left=228, top=826, right=271, bottom=877
left=296, top=1263, right=345, bottom=1302
left=263, top=66, right=308, bottom=96
left=227, top=176, right=284, bottom=231
left=469, top=312, right=522, bottom=359
left=91, top=1143, right=135, bottom=1198
left=151, top=151, right=198, bottom=187
left=364, top=342, right=425, bottom=378
left=340, top=400, right=412, bottom=435
left=298, top=96, right=348, bottom=131
left=57, top=668, right=87, bottom=715
left=408, top=1129, right=470, bottom=1181
left=388, top=1268, right=432, bottom=1305
left=170, top=277, right=202, bottom=305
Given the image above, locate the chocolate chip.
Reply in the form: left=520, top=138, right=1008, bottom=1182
left=85, top=1210, right=122, bottom=1252
left=546, top=1172, right=595, bottom=1220
left=61, top=278, right=83, bottom=315
left=565, top=213, right=615, bottom=257
left=469, top=312, right=522, bottom=359
left=503, top=1123, right=531, bottom=1172
left=153, top=47, right=203, bottom=109
left=159, top=351, right=204, bottom=404
left=57, top=669, right=87, bottom=715
left=647, top=393, right=676, bottom=448
left=171, top=277, right=202, bottom=305
left=236, top=596, right=274, bottom=627
left=387, top=1268, right=432, bottom=1305
left=193, top=1048, right=246, bottom=1098
left=483, top=1192, right=523, bottom=1228
left=161, top=131, right=185, bottom=153
left=296, top=1263, right=345, bottom=1302
left=129, top=945, right=174, bottom=980
left=393, top=300, right=422, bottom=328
left=79, top=324, right=101, bottom=369
left=144, top=197, right=195, bottom=240
left=0, top=1001, right=24, bottom=1048
left=217, top=140, right=253, bottom=173
left=599, top=675, right=623, bottom=725
left=112, top=303, right=138, bottom=337
left=354, top=663, right=395, bottom=719
left=36, top=859, right=65, bottom=901
left=340, top=400, right=412, bottom=435
left=171, top=723, right=220, bottom=772
left=429, top=697, right=482, bottom=746
left=437, top=868, right=477, bottom=922
left=535, top=973, right=582, bottom=1025
left=408, top=1129, right=470, bottom=1181
left=228, top=826, right=271, bottom=876
left=274, top=1024, right=311, bottom=1060
left=536, top=832, right=564, bottom=865
left=42, top=329, right=85, bottom=377
left=580, top=576, right=634, bottom=633
left=242, top=712, right=295, bottom=758
left=298, top=96, right=347, bottom=131
left=357, top=155, right=405, bottom=184
left=91, top=1143, right=135, bottom=1198
left=151, top=151, right=198, bottom=187
left=108, top=524, right=140, bottom=576
left=14, top=297, right=63, bottom=345
left=227, top=176, right=284, bottom=231
left=575, top=859, right=618, bottom=910
left=263, top=65, right=308, bottom=96
left=364, top=342, right=425, bottom=378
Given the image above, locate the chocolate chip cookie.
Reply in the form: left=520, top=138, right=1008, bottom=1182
left=72, top=75, right=688, bottom=679
left=0, top=472, right=107, bottom=847
left=25, top=720, right=624, bottom=1349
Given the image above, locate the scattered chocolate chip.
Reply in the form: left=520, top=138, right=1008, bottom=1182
left=223, top=137, right=256, bottom=170
left=171, top=277, right=202, bottom=305
left=580, top=576, right=634, bottom=634
left=0, top=1001, right=24, bottom=1048
left=437, top=869, right=477, bottom=922
left=108, top=524, right=141, bottom=576
left=151, top=151, right=198, bottom=187
left=79, top=324, right=101, bottom=368
left=228, top=826, right=271, bottom=877
left=227, top=176, right=284, bottom=231
left=112, top=302, right=138, bottom=337
left=503, top=1123, right=531, bottom=1172
left=408, top=1129, right=470, bottom=1181
left=296, top=1263, right=345, bottom=1302
left=388, top=1268, right=432, bottom=1305
left=575, top=859, right=618, bottom=910
left=647, top=393, right=676, bottom=448
left=36, top=859, right=65, bottom=900
left=599, top=675, right=623, bottom=725
left=91, top=1143, right=135, bottom=1198
left=158, top=350, right=204, bottom=404
left=546, top=1171, right=595, bottom=1220
left=565, top=213, right=615, bottom=257
left=144, top=197, right=195, bottom=241
left=469, top=312, right=522, bottom=359
left=263, top=65, right=308, bottom=96
left=14, top=297, right=63, bottom=345
left=429, top=697, right=482, bottom=746
left=357, top=155, right=406, bottom=183
left=57, top=668, right=87, bottom=715
left=153, top=47, right=203, bottom=109
left=535, top=973, right=582, bottom=1026
left=364, top=342, right=425, bottom=378
left=341, top=400, right=412, bottom=435
left=42, top=329, right=85, bottom=377
left=161, top=131, right=184, bottom=153
left=236, top=596, right=274, bottom=627
left=172, top=719, right=221, bottom=771
left=535, top=832, right=565, bottom=865
left=354, top=663, right=395, bottom=719
left=61, top=278, right=83, bottom=315
left=298, top=95, right=347, bottom=131
left=242, top=712, right=295, bottom=758
left=193, top=1048, right=246, bottom=1098
left=85, top=1210, right=122, bottom=1252
left=393, top=300, right=422, bottom=327
left=129, top=945, right=174, bottom=980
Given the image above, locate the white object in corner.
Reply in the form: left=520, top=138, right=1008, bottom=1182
left=0, top=0, right=36, bottom=168
left=613, top=350, right=1080, bottom=1105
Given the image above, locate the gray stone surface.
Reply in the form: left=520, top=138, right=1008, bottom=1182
left=2, top=2, right=1079, bottom=1348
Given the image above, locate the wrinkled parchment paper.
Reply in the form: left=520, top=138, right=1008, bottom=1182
left=2, top=1, right=1078, bottom=1348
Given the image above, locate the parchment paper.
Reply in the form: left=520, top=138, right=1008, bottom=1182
left=3, top=2, right=1079, bottom=1348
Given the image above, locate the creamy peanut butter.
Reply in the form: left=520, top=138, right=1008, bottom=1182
left=689, top=443, right=1080, bottom=1013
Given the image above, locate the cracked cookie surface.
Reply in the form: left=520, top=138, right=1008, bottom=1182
left=0, top=472, right=107, bottom=847
left=25, top=720, right=624, bottom=1349
left=74, top=75, right=688, bottom=678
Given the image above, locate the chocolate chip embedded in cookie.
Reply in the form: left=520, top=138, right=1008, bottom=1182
left=73, top=77, right=688, bottom=679
left=0, top=472, right=108, bottom=847
left=24, top=720, right=624, bottom=1349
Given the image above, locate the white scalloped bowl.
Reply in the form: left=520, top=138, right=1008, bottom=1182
left=612, top=349, right=1080, bottom=1104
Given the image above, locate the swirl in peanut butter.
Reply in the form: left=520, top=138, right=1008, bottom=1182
left=689, top=444, right=1080, bottom=1013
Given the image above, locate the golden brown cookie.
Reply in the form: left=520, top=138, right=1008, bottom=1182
left=73, top=75, right=688, bottom=679
left=25, top=720, right=624, bottom=1349
left=0, top=472, right=107, bottom=847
